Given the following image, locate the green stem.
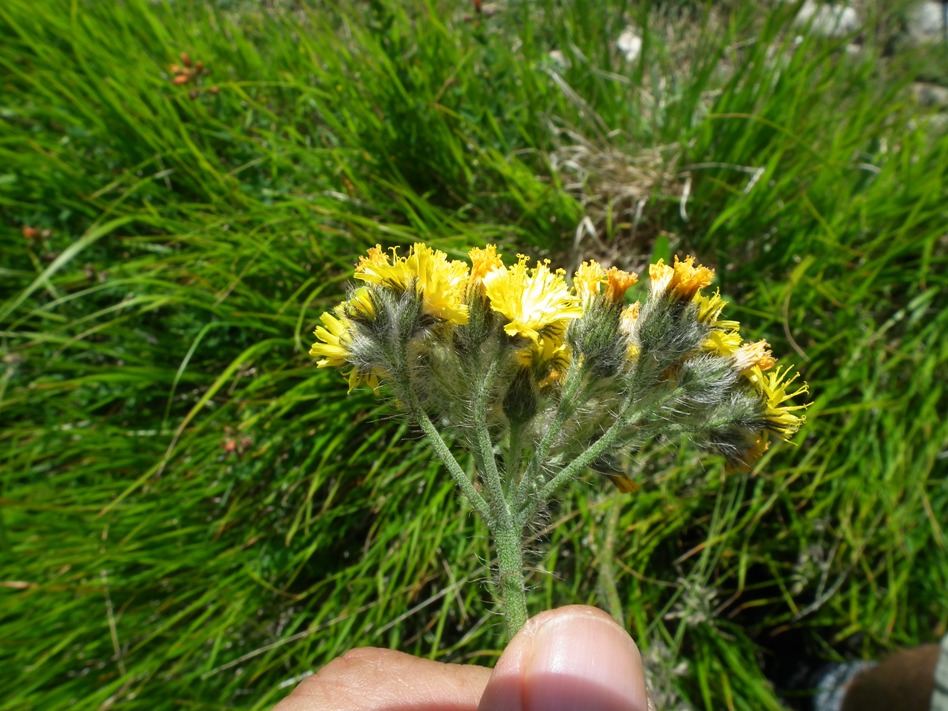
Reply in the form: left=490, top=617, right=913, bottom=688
left=521, top=395, right=640, bottom=522
left=515, top=360, right=584, bottom=508
left=598, top=496, right=623, bottom=623
left=396, top=356, right=493, bottom=525
left=523, top=380, right=681, bottom=521
left=494, top=520, right=527, bottom=639
left=474, top=359, right=505, bottom=510
left=413, top=406, right=493, bottom=526
left=473, top=360, right=529, bottom=639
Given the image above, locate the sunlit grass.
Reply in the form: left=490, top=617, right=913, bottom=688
left=1, top=1, right=946, bottom=708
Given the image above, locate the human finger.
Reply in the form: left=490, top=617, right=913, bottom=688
left=274, top=646, right=491, bottom=711
left=478, top=605, right=649, bottom=711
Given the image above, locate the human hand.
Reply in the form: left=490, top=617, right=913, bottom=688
left=274, top=605, right=650, bottom=711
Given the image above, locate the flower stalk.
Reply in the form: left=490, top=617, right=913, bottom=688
left=309, top=245, right=809, bottom=640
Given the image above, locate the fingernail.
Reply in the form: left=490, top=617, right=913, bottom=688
left=525, top=609, right=648, bottom=711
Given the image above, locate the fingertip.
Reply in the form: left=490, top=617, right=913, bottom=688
left=479, top=606, right=648, bottom=711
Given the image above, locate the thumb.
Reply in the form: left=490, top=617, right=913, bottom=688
left=479, top=605, right=649, bottom=711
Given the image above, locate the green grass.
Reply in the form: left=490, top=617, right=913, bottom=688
left=2, top=1, right=946, bottom=708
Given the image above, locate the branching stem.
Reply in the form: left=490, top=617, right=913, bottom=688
left=474, top=359, right=506, bottom=516
left=473, top=359, right=528, bottom=639
left=515, top=360, right=584, bottom=509
left=411, top=402, right=493, bottom=526
left=520, top=394, right=640, bottom=523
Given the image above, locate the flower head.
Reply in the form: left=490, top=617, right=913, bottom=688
left=734, top=367, right=807, bottom=466
left=693, top=289, right=740, bottom=331
left=309, top=307, right=353, bottom=369
left=733, top=340, right=777, bottom=374
left=483, top=255, right=583, bottom=345
left=649, top=256, right=714, bottom=301
left=572, top=260, right=607, bottom=303
left=354, top=245, right=405, bottom=288
left=572, top=261, right=638, bottom=307
left=309, top=305, right=380, bottom=392
left=695, top=289, right=743, bottom=357
left=751, top=365, right=809, bottom=439
left=469, top=244, right=504, bottom=286
left=407, top=243, right=470, bottom=324
left=702, top=329, right=742, bottom=357
left=604, top=267, right=638, bottom=305
left=355, top=243, right=469, bottom=325
left=345, top=286, right=376, bottom=320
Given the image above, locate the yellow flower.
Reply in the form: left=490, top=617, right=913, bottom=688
left=649, top=256, right=715, bottom=301
left=483, top=255, right=583, bottom=344
left=469, top=244, right=504, bottom=286
left=309, top=306, right=380, bottom=392
left=750, top=365, right=809, bottom=439
left=354, top=244, right=407, bottom=288
left=309, top=307, right=353, bottom=369
left=702, top=329, right=742, bottom=357
left=732, top=340, right=777, bottom=374
left=572, top=262, right=638, bottom=306
left=355, top=243, right=469, bottom=325
left=697, top=290, right=743, bottom=358
left=693, top=289, right=740, bottom=331
left=735, top=364, right=807, bottom=467
left=572, top=260, right=607, bottom=303
left=345, top=286, right=376, bottom=320
left=407, top=243, right=470, bottom=325
left=604, top=267, right=638, bottom=305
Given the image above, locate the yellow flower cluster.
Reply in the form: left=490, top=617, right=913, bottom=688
left=307, top=244, right=813, bottom=634
left=649, top=261, right=808, bottom=455
left=648, top=258, right=805, bottom=449
left=354, top=243, right=470, bottom=325
left=311, top=244, right=637, bottom=388
left=310, top=243, right=808, bottom=460
left=574, top=260, right=639, bottom=306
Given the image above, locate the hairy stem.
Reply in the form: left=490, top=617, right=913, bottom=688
left=473, top=359, right=529, bottom=638
left=396, top=356, right=492, bottom=524
left=520, top=394, right=640, bottom=522
left=412, top=405, right=493, bottom=526
left=515, top=360, right=584, bottom=509
left=474, top=359, right=505, bottom=513
left=598, top=496, right=624, bottom=623
left=494, top=520, right=527, bottom=639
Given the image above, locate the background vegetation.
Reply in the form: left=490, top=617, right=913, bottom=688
left=2, top=0, right=946, bottom=708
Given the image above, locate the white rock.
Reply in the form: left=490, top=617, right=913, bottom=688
left=907, top=1, right=947, bottom=44
left=616, top=26, right=642, bottom=62
left=912, top=82, right=948, bottom=108
left=794, top=1, right=860, bottom=38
